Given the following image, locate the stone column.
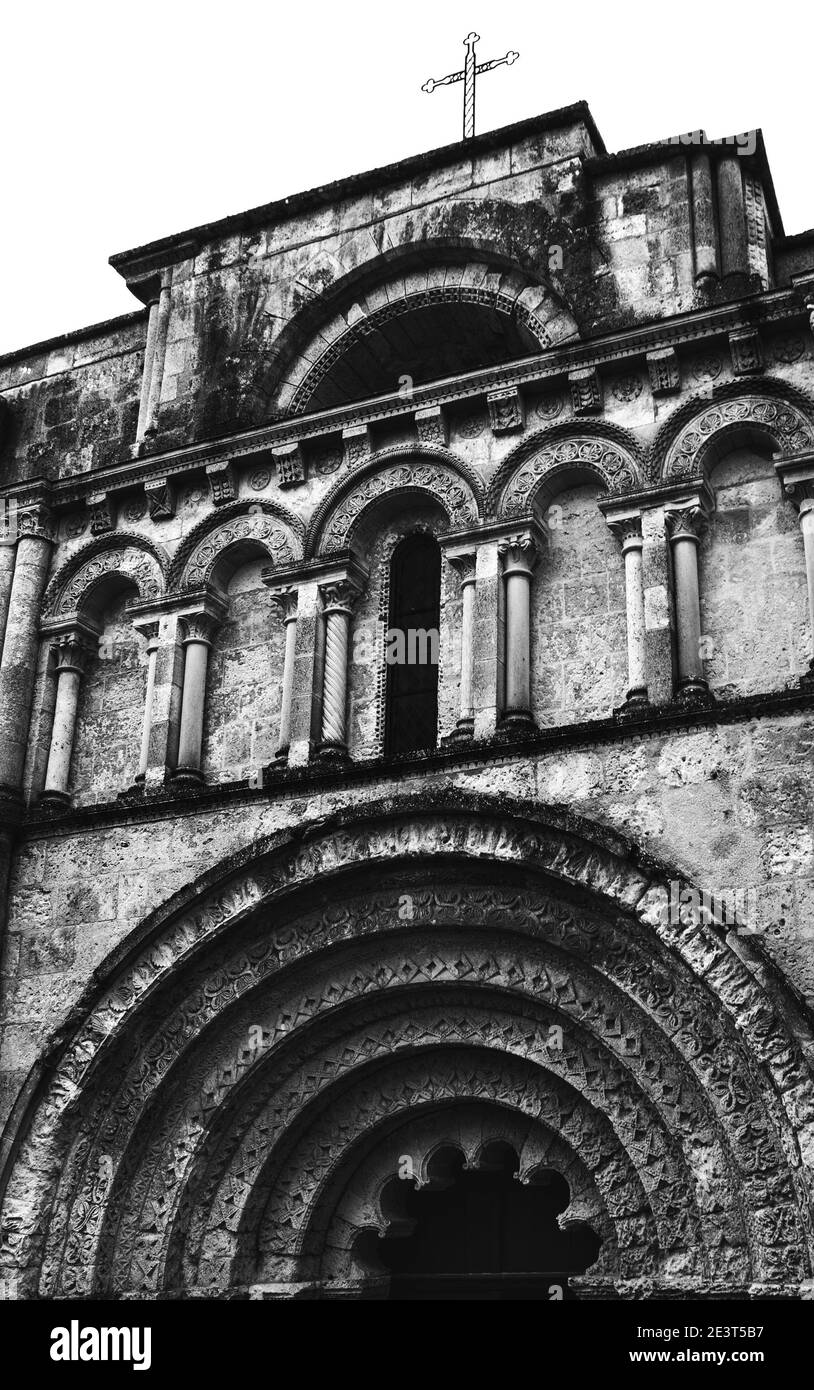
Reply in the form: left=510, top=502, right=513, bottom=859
left=174, top=610, right=221, bottom=783
left=666, top=502, right=710, bottom=702
left=498, top=531, right=538, bottom=730
left=268, top=587, right=298, bottom=760
left=41, top=633, right=91, bottom=805
left=318, top=576, right=363, bottom=760
left=0, top=504, right=55, bottom=799
left=446, top=549, right=476, bottom=741
left=606, top=513, right=649, bottom=708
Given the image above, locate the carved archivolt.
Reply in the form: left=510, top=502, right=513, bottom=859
left=169, top=501, right=304, bottom=592
left=307, top=448, right=483, bottom=558
left=1, top=795, right=812, bottom=1301
left=275, top=258, right=579, bottom=415
left=657, top=390, right=814, bottom=481
left=42, top=534, right=168, bottom=617
left=492, top=428, right=643, bottom=519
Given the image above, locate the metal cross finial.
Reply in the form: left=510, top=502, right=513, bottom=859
left=422, top=32, right=519, bottom=141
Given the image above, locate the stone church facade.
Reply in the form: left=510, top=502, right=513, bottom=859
left=0, top=103, right=813, bottom=1299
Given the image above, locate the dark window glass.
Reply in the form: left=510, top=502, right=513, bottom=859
left=385, top=535, right=441, bottom=756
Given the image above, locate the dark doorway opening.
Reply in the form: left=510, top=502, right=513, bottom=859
left=385, top=534, right=441, bottom=757
left=374, top=1145, right=601, bottom=1300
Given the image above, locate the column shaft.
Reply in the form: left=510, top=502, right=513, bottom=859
left=667, top=506, right=709, bottom=700
left=499, top=533, right=538, bottom=729
left=277, top=611, right=298, bottom=757
left=0, top=527, right=54, bottom=793
left=176, top=637, right=212, bottom=780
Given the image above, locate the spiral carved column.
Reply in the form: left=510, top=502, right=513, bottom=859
left=318, top=577, right=363, bottom=760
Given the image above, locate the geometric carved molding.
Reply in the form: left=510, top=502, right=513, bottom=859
left=3, top=794, right=811, bottom=1301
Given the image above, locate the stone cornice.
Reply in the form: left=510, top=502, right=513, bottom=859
left=4, top=288, right=812, bottom=512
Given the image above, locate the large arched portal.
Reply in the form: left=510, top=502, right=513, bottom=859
left=1, top=794, right=812, bottom=1301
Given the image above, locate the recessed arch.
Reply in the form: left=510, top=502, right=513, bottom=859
left=649, top=380, right=814, bottom=484
left=42, top=533, right=168, bottom=620
left=305, top=446, right=484, bottom=559
left=489, top=423, right=644, bottom=521
left=267, top=245, right=580, bottom=417
left=1, top=791, right=812, bottom=1300
left=168, top=500, right=304, bottom=594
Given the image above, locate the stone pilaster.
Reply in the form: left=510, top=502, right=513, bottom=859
left=130, top=609, right=185, bottom=789
left=470, top=539, right=504, bottom=740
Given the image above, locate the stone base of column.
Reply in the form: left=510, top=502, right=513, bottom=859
left=171, top=766, right=205, bottom=785
left=497, top=709, right=537, bottom=737
left=615, top=690, right=651, bottom=722
left=38, top=789, right=72, bottom=809
left=316, top=741, right=350, bottom=764
left=674, top=680, right=716, bottom=707
left=444, top=717, right=474, bottom=746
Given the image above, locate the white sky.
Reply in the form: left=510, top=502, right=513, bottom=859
left=1, top=0, right=812, bottom=357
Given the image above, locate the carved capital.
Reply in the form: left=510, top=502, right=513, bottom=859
left=445, top=549, right=476, bottom=588
left=319, top=576, right=364, bottom=616
left=179, top=612, right=221, bottom=645
left=498, top=531, right=539, bottom=575
left=268, top=585, right=299, bottom=623
left=50, top=632, right=93, bottom=676
left=606, top=513, right=644, bottom=554
left=665, top=504, right=707, bottom=544
left=17, top=503, right=57, bottom=544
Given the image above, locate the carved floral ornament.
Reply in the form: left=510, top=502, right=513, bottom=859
left=313, top=457, right=481, bottom=557
left=662, top=395, right=814, bottom=480
left=46, top=541, right=166, bottom=617
left=499, top=437, right=641, bottom=517
left=179, top=511, right=295, bottom=590
left=1, top=800, right=811, bottom=1299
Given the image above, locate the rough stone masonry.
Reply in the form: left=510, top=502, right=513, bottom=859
left=0, top=103, right=813, bottom=1299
